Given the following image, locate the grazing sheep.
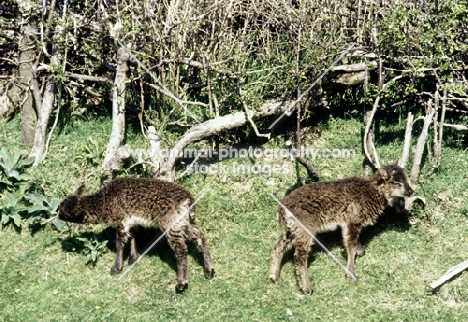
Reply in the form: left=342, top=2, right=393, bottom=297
left=58, top=177, right=214, bottom=292
left=270, top=165, right=413, bottom=294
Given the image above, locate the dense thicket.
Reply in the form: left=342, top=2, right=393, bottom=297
left=0, top=0, right=466, bottom=178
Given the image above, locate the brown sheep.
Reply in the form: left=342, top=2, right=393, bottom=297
left=270, top=165, right=413, bottom=294
left=58, top=177, right=214, bottom=292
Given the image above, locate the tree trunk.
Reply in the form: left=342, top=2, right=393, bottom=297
left=410, top=100, right=435, bottom=183
left=102, top=32, right=129, bottom=174
left=30, top=75, right=56, bottom=166
left=15, top=8, right=37, bottom=144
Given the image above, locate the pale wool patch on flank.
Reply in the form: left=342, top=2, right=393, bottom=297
left=123, top=215, right=155, bottom=233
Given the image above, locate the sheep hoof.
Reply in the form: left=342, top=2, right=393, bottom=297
left=128, top=256, right=139, bottom=265
left=110, top=266, right=121, bottom=275
left=346, top=273, right=358, bottom=282
left=270, top=276, right=282, bottom=284
left=204, top=267, right=215, bottom=279
left=175, top=282, right=188, bottom=293
left=300, top=287, right=313, bottom=295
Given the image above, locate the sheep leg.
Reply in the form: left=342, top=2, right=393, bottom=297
left=294, top=237, right=312, bottom=294
left=270, top=232, right=293, bottom=283
left=128, top=233, right=139, bottom=265
left=343, top=225, right=362, bottom=280
left=189, top=223, right=215, bottom=279
left=111, top=231, right=126, bottom=275
left=167, top=231, right=189, bottom=292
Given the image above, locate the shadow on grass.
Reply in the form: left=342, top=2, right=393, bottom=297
left=359, top=206, right=412, bottom=245
left=275, top=205, right=412, bottom=274
left=59, top=226, right=208, bottom=278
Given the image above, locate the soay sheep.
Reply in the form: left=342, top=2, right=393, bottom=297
left=58, top=177, right=214, bottom=292
left=270, top=165, right=413, bottom=294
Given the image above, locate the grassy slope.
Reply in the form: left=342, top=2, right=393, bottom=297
left=1, top=115, right=467, bottom=322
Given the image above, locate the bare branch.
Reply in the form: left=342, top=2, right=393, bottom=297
left=363, top=96, right=381, bottom=169
left=399, top=112, right=414, bottom=168
left=66, top=72, right=112, bottom=84
left=290, top=148, right=320, bottom=181
left=443, top=123, right=468, bottom=131
left=410, top=100, right=435, bottom=183
left=332, top=61, right=377, bottom=72
left=242, top=100, right=271, bottom=140
left=146, top=82, right=208, bottom=108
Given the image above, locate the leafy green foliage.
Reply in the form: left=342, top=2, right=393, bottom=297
left=0, top=148, right=34, bottom=229
left=0, top=147, right=35, bottom=192
left=75, top=136, right=104, bottom=166
left=0, top=147, right=64, bottom=230
left=75, top=236, right=109, bottom=265
left=25, top=194, right=64, bottom=231
left=0, top=185, right=28, bottom=228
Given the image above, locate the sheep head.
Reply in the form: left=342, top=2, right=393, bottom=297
left=374, top=165, right=414, bottom=199
left=58, top=185, right=87, bottom=223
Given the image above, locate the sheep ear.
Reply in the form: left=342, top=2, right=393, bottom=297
left=376, top=168, right=389, bottom=181
left=75, top=184, right=87, bottom=196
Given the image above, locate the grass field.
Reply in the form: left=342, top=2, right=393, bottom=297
left=1, top=115, right=468, bottom=321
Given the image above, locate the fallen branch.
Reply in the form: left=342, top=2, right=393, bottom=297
left=162, top=99, right=290, bottom=181
left=428, top=260, right=468, bottom=290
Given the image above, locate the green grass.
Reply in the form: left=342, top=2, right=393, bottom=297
left=1, top=116, right=468, bottom=321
